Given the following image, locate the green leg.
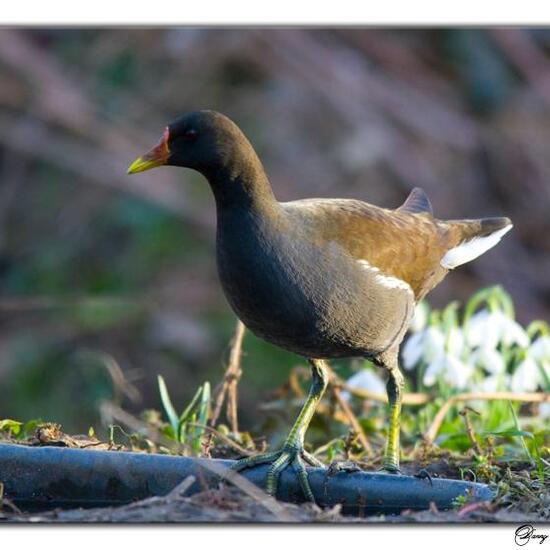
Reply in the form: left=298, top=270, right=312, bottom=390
left=382, top=366, right=404, bottom=473
left=230, top=358, right=329, bottom=501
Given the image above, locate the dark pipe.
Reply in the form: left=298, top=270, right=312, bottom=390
left=0, top=443, right=494, bottom=516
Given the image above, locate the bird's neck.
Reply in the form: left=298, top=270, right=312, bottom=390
left=203, top=151, right=279, bottom=219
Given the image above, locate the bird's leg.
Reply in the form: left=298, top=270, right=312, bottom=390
left=382, top=365, right=404, bottom=473
left=229, top=358, right=329, bottom=501
left=283, top=359, right=328, bottom=454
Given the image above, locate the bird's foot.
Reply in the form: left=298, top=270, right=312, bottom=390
left=378, top=459, right=402, bottom=475
left=229, top=445, right=324, bottom=502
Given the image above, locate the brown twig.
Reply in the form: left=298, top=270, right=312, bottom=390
left=0, top=482, right=22, bottom=515
left=331, top=384, right=373, bottom=458
left=209, top=320, right=246, bottom=434
left=328, top=367, right=429, bottom=405
left=459, top=406, right=483, bottom=455
left=186, top=422, right=255, bottom=457
left=76, top=350, right=141, bottom=405
left=335, top=377, right=430, bottom=406
left=226, top=320, right=246, bottom=434
left=425, top=392, right=550, bottom=444
left=288, top=366, right=309, bottom=398
left=200, top=459, right=295, bottom=522
left=166, top=475, right=196, bottom=499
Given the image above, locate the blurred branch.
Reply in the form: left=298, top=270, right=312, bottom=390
left=255, top=29, right=479, bottom=150
left=0, top=152, right=26, bottom=251
left=250, top=28, right=483, bottom=214
left=75, top=350, right=142, bottom=405
left=0, top=111, right=212, bottom=234
left=336, top=30, right=460, bottom=100
left=0, top=30, right=215, bottom=237
left=0, top=295, right=146, bottom=312
left=491, top=29, right=550, bottom=106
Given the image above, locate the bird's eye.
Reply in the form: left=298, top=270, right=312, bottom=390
left=182, top=129, right=198, bottom=141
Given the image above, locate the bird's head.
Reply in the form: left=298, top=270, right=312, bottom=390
left=127, top=110, right=251, bottom=177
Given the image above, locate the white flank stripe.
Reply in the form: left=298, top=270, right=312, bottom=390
left=441, top=224, right=513, bottom=270
left=357, top=260, right=413, bottom=293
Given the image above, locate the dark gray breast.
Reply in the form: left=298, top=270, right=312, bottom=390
left=215, top=205, right=415, bottom=360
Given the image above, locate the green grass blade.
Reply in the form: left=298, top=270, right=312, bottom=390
left=157, top=375, right=179, bottom=433
left=197, top=382, right=211, bottom=427
left=508, top=401, right=533, bottom=465
left=482, top=429, right=534, bottom=439
left=177, top=385, right=204, bottom=443
left=463, top=287, right=493, bottom=324
left=179, top=386, right=203, bottom=424
left=191, top=382, right=211, bottom=454
left=536, top=361, right=550, bottom=392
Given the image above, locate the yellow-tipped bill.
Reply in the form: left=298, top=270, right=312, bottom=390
left=127, top=127, right=170, bottom=174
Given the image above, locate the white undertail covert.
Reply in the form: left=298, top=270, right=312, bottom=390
left=441, top=224, right=513, bottom=270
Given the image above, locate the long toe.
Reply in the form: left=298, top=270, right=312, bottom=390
left=227, top=447, right=321, bottom=503
left=301, top=450, right=325, bottom=468
left=292, top=455, right=315, bottom=502
left=229, top=451, right=279, bottom=473
left=265, top=452, right=292, bottom=497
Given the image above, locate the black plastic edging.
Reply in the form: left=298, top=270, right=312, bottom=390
left=0, top=443, right=495, bottom=516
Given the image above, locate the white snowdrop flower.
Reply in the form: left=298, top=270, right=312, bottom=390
left=479, top=372, right=511, bottom=392
left=499, top=314, right=530, bottom=349
left=465, top=309, right=528, bottom=351
left=470, top=346, right=506, bottom=375
left=464, top=309, right=488, bottom=348
left=402, top=325, right=445, bottom=371
left=442, top=355, right=474, bottom=390
left=402, top=331, right=425, bottom=371
left=424, top=326, right=446, bottom=362
left=423, top=355, right=446, bottom=387
left=423, top=354, right=473, bottom=389
left=410, top=302, right=429, bottom=333
left=409, top=326, right=446, bottom=382
left=529, top=336, right=550, bottom=361
left=539, top=402, right=550, bottom=419
left=465, top=310, right=499, bottom=350
left=341, top=368, right=386, bottom=401
left=511, top=356, right=541, bottom=392
left=446, top=326, right=465, bottom=358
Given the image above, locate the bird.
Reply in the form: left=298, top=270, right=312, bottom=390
left=128, top=110, right=512, bottom=501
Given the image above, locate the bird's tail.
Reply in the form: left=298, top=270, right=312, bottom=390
left=441, top=217, right=513, bottom=270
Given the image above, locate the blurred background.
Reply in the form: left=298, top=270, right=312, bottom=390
left=0, top=28, right=548, bottom=435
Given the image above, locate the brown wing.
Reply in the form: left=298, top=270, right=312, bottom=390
left=283, top=198, right=455, bottom=300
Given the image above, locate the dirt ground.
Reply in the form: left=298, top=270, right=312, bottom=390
left=1, top=483, right=545, bottom=524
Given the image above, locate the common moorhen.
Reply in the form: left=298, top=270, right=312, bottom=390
left=128, top=110, right=512, bottom=501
